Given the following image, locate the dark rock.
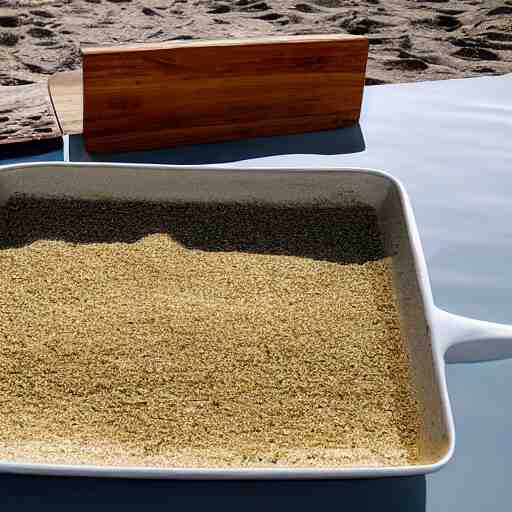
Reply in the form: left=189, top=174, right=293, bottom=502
left=450, top=35, right=512, bottom=52
left=473, top=67, right=497, bottom=74
left=0, top=32, right=18, bottom=46
left=365, top=77, right=387, bottom=85
left=485, top=32, right=512, bottom=42
left=34, top=40, right=59, bottom=47
left=452, top=47, right=500, bottom=61
left=434, top=14, right=461, bottom=31
left=30, top=10, right=55, bottom=18
left=0, top=16, right=18, bottom=27
left=436, top=8, right=464, bottom=15
left=385, top=58, right=429, bottom=71
left=170, top=35, right=194, bottom=40
left=0, top=77, right=34, bottom=86
left=368, top=36, right=386, bottom=45
left=449, top=37, right=480, bottom=48
left=398, top=49, right=417, bottom=59
left=147, top=29, right=164, bottom=38
left=487, top=6, right=512, bottom=16
left=241, top=2, right=269, bottom=12
left=484, top=41, right=512, bottom=51
left=294, top=3, right=321, bottom=13
left=259, top=12, right=283, bottom=20
left=142, top=6, right=162, bottom=16
left=311, top=0, right=344, bottom=7
left=399, top=34, right=412, bottom=49
left=339, top=16, right=387, bottom=35
left=416, top=14, right=461, bottom=32
left=28, top=27, right=55, bottom=38
left=208, top=4, right=230, bottom=14
left=24, top=62, right=46, bottom=74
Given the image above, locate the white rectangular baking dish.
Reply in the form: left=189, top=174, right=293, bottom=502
left=0, top=162, right=511, bottom=479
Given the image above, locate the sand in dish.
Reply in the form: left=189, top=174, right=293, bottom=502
left=0, top=197, right=420, bottom=467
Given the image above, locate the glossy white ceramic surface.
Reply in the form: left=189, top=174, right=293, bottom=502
left=0, top=163, right=511, bottom=479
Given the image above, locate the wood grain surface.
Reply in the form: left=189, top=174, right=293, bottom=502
left=82, top=35, right=368, bottom=153
left=48, top=70, right=83, bottom=135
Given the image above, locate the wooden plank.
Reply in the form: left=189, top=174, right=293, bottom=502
left=48, top=70, right=83, bottom=135
left=82, top=35, right=368, bottom=153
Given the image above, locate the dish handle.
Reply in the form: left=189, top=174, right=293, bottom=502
left=434, top=307, right=512, bottom=363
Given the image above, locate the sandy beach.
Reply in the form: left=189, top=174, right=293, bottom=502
left=1, top=0, right=511, bottom=143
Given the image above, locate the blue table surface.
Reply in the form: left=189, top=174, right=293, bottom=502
left=3, top=74, right=512, bottom=510
left=0, top=139, right=63, bottom=165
